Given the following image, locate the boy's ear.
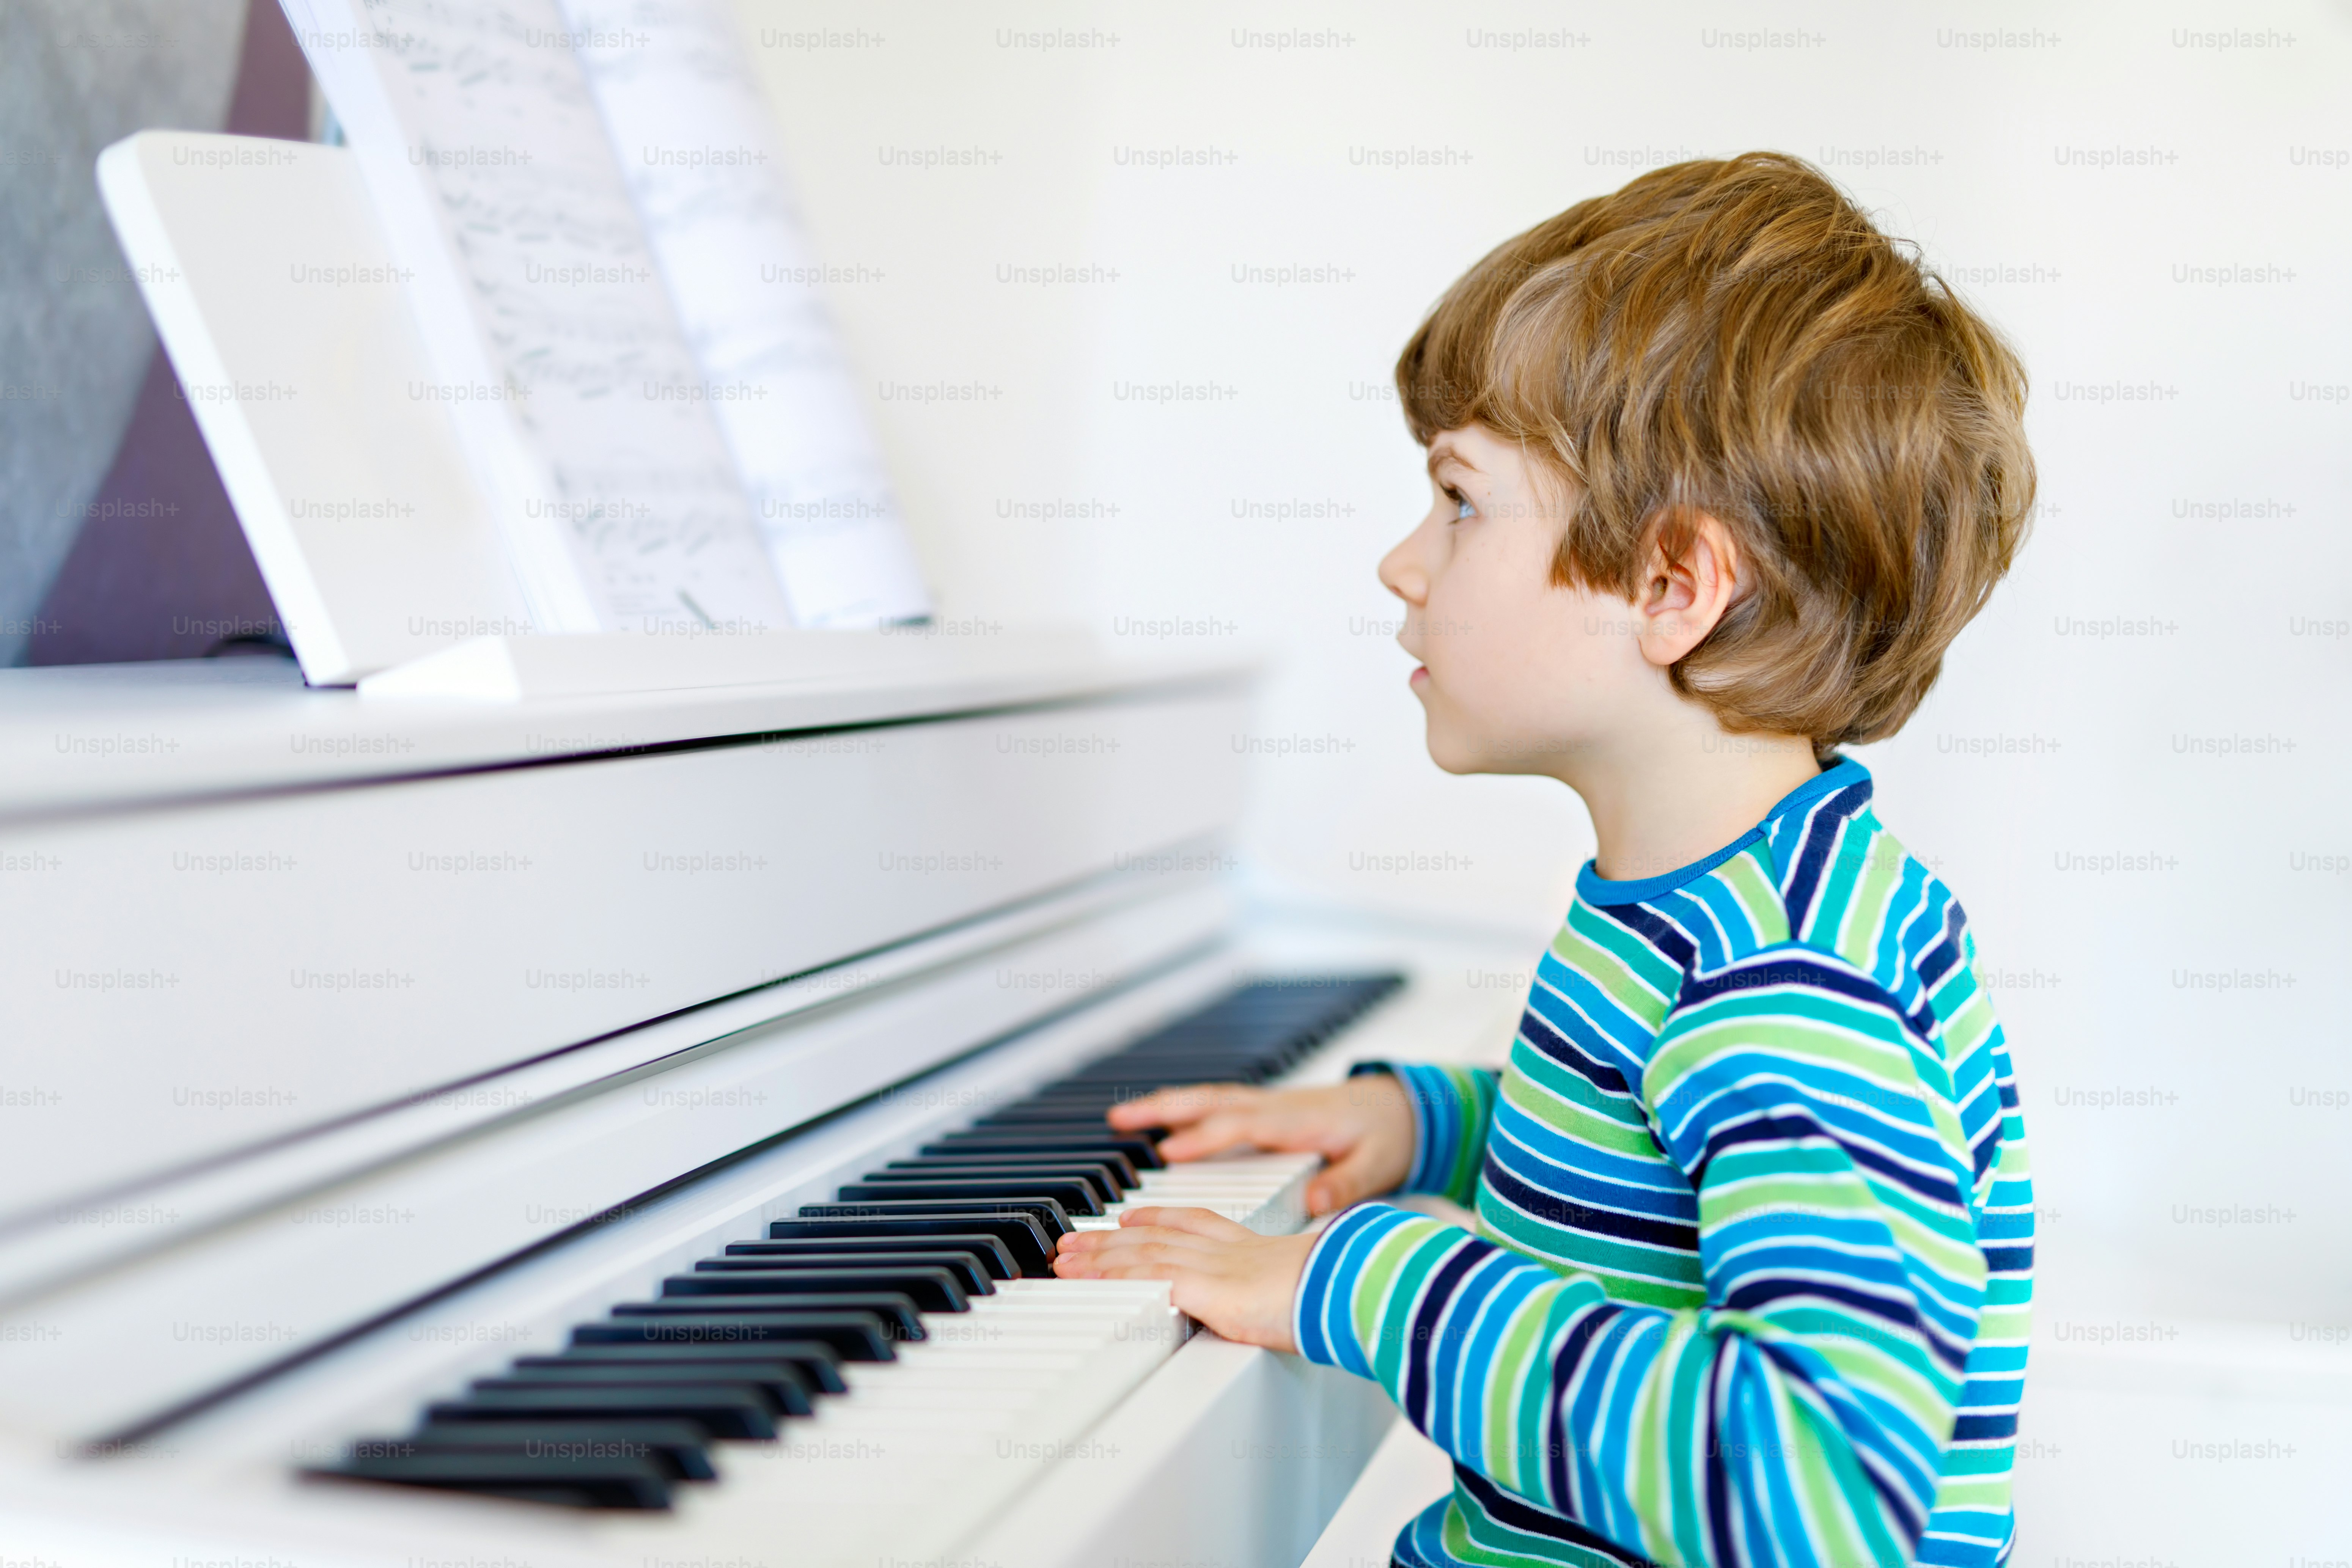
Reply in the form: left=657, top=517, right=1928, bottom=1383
left=1634, top=513, right=1741, bottom=669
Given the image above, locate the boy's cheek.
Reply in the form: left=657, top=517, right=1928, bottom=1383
left=1421, top=636, right=1509, bottom=738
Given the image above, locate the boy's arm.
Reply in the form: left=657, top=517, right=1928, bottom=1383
left=1344, top=1060, right=1499, bottom=1207
left=1296, top=951, right=1994, bottom=1568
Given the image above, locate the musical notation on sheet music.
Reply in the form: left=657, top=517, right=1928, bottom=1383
left=559, top=0, right=932, bottom=628
left=289, top=0, right=791, bottom=633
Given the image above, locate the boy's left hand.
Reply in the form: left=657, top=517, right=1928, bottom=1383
left=1051, top=1207, right=1314, bottom=1353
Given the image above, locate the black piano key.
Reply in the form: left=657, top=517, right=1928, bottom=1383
left=723, top=1235, right=1014, bottom=1285
left=893, top=1148, right=1136, bottom=1176
left=925, top=1132, right=1162, bottom=1171
left=398, top=1418, right=719, bottom=1480
left=832, top=1171, right=1105, bottom=1222
left=860, top=1158, right=1122, bottom=1193
left=1060, top=1055, right=1270, bottom=1075
left=1054, top=1081, right=1223, bottom=1096
left=967, top=1108, right=1132, bottom=1125
left=1150, top=1061, right=1274, bottom=1073
left=662, top=1266, right=967, bottom=1314
left=963, top=1117, right=1139, bottom=1137
left=968, top=1116, right=1169, bottom=1142
left=293, top=973, right=1408, bottom=1515
left=700, top=1249, right=994, bottom=1295
left=989, top=1115, right=1161, bottom=1132
left=841, top=1173, right=1107, bottom=1214
left=1080, top=1045, right=1281, bottom=1061
left=469, top=1374, right=794, bottom=1423
left=549, top=1342, right=848, bottom=1394
left=311, top=1449, right=674, bottom=1509
left=507, top=1357, right=818, bottom=1416
left=1010, top=1084, right=1132, bottom=1096
left=1094, top=1088, right=1249, bottom=1105
left=795, top=1197, right=1072, bottom=1244
left=884, top=1155, right=1135, bottom=1194
left=477, top=1373, right=809, bottom=1420
left=1089, top=1078, right=1259, bottom=1094
left=572, top=1312, right=895, bottom=1361
left=765, top=1215, right=1054, bottom=1278
left=425, top=1386, right=777, bottom=1441
left=1035, top=1075, right=1267, bottom=1096
left=611, top=1294, right=925, bottom=1344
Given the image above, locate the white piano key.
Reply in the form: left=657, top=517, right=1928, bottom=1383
left=81, top=972, right=1429, bottom=1568
left=602, top=1274, right=1189, bottom=1565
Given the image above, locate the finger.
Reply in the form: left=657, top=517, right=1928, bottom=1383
left=1155, top=1109, right=1267, bottom=1163
left=1050, top=1236, right=1201, bottom=1278
left=1163, top=1099, right=1357, bottom=1163
left=1054, top=1248, right=1133, bottom=1279
left=1107, top=1083, right=1253, bottom=1131
left=1055, top=1226, right=1180, bottom=1257
left=1068, top=1258, right=1189, bottom=1284
left=1305, top=1144, right=1390, bottom=1216
left=1118, top=1205, right=1251, bottom=1241
left=1057, top=1225, right=1210, bottom=1258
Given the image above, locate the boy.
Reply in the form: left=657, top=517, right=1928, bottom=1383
left=1052, top=152, right=2036, bottom=1568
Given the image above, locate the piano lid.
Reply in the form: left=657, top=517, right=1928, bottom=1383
left=0, top=641, right=1259, bottom=1286
left=0, top=632, right=1255, bottom=821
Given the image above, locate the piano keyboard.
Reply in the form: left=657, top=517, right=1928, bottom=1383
left=310, top=973, right=1399, bottom=1523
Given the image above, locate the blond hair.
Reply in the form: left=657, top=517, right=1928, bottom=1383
left=1397, top=151, right=2035, bottom=751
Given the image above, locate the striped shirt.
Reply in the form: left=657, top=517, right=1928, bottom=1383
left=1293, top=759, right=2033, bottom=1568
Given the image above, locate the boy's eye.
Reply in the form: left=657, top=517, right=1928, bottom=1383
left=1445, top=487, right=1475, bottom=521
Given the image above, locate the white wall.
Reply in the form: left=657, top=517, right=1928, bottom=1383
left=733, top=0, right=2352, bottom=1326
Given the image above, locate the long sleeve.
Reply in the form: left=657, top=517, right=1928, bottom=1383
left=1296, top=947, right=1992, bottom=1568
left=1347, top=1060, right=1499, bottom=1207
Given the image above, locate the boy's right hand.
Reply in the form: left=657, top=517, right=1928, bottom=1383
left=1109, top=1074, right=1417, bottom=1218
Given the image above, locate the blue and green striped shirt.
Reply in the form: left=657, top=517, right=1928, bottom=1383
left=1294, top=759, right=2033, bottom=1568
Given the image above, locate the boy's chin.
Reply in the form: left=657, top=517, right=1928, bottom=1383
left=1424, top=727, right=1516, bottom=777
left=1425, top=723, right=1581, bottom=778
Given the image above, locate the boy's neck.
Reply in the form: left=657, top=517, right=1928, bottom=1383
left=1571, top=726, right=1824, bottom=886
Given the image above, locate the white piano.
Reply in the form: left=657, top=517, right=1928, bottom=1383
left=0, top=644, right=1520, bottom=1567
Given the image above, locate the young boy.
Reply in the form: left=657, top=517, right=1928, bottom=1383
left=1052, top=152, right=2036, bottom=1568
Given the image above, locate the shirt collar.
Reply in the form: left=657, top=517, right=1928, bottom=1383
left=1574, top=755, right=1871, bottom=907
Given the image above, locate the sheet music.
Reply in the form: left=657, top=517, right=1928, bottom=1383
left=557, top=0, right=931, bottom=627
left=286, top=0, right=791, bottom=633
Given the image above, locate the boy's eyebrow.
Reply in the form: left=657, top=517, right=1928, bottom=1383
left=1426, top=438, right=1473, bottom=479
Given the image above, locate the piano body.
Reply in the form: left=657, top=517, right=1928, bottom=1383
left=0, top=646, right=1520, bottom=1566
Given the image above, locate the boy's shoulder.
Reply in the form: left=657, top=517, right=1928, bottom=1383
left=1759, top=775, right=1972, bottom=1005
left=1544, top=762, right=2016, bottom=1194
left=1564, top=760, right=1985, bottom=1041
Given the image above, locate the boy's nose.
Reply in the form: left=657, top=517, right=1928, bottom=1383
left=1377, top=533, right=1427, bottom=606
